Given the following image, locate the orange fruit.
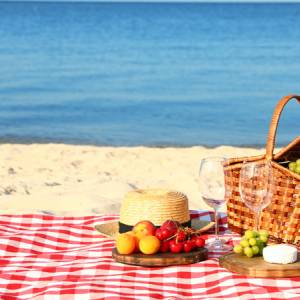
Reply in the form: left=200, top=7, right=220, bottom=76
left=116, top=233, right=136, bottom=255
left=139, top=235, right=161, bottom=255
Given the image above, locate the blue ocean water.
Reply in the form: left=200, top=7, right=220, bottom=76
left=0, top=2, right=299, bottom=147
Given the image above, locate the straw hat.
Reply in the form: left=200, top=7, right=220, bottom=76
left=95, top=189, right=215, bottom=237
left=119, top=189, right=190, bottom=230
left=95, top=219, right=214, bottom=239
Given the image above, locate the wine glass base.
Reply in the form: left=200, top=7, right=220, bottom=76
left=206, top=239, right=232, bottom=252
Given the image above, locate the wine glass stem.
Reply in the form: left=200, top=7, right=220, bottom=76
left=255, top=210, right=261, bottom=231
left=214, top=208, right=219, bottom=240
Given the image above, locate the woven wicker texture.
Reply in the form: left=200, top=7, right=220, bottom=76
left=224, top=95, right=300, bottom=246
left=119, top=189, right=190, bottom=226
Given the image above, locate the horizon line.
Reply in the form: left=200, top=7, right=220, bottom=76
left=2, top=0, right=300, bottom=3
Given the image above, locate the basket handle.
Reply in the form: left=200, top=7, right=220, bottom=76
left=266, top=94, right=300, bottom=160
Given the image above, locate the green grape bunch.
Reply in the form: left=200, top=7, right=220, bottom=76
left=288, top=159, right=300, bottom=175
left=233, top=230, right=269, bottom=258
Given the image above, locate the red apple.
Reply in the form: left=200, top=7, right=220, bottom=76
left=133, top=220, right=156, bottom=239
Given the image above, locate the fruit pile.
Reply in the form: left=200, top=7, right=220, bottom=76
left=288, top=159, right=300, bottom=175
left=116, top=220, right=205, bottom=255
left=233, top=229, right=269, bottom=258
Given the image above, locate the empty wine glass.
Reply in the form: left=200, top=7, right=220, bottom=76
left=239, top=161, right=273, bottom=231
left=198, top=157, right=231, bottom=251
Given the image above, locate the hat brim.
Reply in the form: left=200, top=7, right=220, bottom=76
left=95, top=219, right=215, bottom=240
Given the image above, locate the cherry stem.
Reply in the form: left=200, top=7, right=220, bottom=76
left=165, top=226, right=203, bottom=242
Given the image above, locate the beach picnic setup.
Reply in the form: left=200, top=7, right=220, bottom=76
left=0, top=95, right=299, bottom=299
left=2, top=1, right=300, bottom=299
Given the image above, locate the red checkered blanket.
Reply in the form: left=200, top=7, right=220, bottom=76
left=0, top=211, right=299, bottom=300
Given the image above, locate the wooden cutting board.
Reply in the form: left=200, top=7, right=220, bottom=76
left=112, top=247, right=208, bottom=267
left=219, top=252, right=300, bottom=278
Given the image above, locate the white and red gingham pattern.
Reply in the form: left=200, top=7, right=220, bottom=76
left=0, top=211, right=299, bottom=300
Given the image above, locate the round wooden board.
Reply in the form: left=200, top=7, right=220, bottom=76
left=112, top=247, right=208, bottom=267
left=219, top=252, right=300, bottom=278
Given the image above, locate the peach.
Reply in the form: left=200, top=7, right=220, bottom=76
left=139, top=235, right=161, bottom=255
left=126, top=231, right=139, bottom=252
left=133, top=220, right=156, bottom=237
left=116, top=233, right=136, bottom=255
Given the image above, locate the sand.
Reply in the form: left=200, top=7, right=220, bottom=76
left=0, top=144, right=267, bottom=216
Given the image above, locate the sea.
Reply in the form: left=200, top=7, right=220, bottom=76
left=0, top=1, right=299, bottom=147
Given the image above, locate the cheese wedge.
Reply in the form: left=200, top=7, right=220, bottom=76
left=263, top=244, right=298, bottom=264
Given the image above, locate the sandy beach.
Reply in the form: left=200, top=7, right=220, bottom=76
left=0, top=144, right=269, bottom=216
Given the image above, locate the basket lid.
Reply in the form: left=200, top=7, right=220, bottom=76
left=119, top=189, right=190, bottom=226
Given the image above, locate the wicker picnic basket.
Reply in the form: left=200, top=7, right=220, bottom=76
left=224, top=94, right=300, bottom=246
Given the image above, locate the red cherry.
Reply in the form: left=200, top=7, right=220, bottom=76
left=161, top=228, right=173, bottom=239
left=161, top=220, right=179, bottom=235
left=176, top=230, right=186, bottom=242
left=195, top=237, right=205, bottom=248
left=169, top=240, right=183, bottom=253
left=155, top=228, right=164, bottom=241
left=183, top=240, right=194, bottom=253
left=159, top=240, right=170, bottom=253
left=191, top=235, right=197, bottom=242
left=161, top=220, right=179, bottom=229
left=188, top=239, right=196, bottom=250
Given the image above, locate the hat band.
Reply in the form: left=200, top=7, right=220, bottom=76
left=119, top=220, right=191, bottom=233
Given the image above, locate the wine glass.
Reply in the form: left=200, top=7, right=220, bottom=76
left=198, top=157, right=231, bottom=251
left=239, top=161, right=273, bottom=231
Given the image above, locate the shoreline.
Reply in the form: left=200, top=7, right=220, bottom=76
left=0, top=143, right=270, bottom=216
left=0, top=140, right=272, bottom=149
